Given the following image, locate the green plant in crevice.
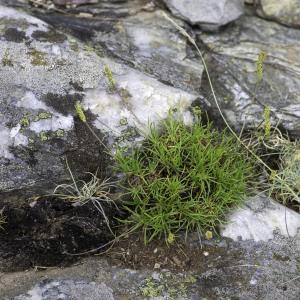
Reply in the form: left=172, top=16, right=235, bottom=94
left=256, top=51, right=267, bottom=83
left=104, top=64, right=116, bottom=92
left=75, top=101, right=87, bottom=123
left=115, top=114, right=255, bottom=244
left=263, top=105, right=271, bottom=139
left=74, top=101, right=109, bottom=151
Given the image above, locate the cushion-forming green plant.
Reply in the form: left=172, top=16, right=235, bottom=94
left=115, top=115, right=254, bottom=243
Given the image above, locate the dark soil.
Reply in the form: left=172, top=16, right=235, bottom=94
left=0, top=194, right=245, bottom=275
left=0, top=197, right=121, bottom=272
left=106, top=232, right=245, bottom=274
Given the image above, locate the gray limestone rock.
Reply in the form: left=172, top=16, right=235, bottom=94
left=163, top=0, right=245, bottom=30
left=91, top=9, right=204, bottom=93
left=198, top=14, right=300, bottom=137
left=257, top=0, right=300, bottom=28
left=0, top=6, right=198, bottom=200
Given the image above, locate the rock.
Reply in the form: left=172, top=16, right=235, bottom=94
left=0, top=6, right=105, bottom=199
left=2, top=231, right=300, bottom=300
left=0, top=6, right=198, bottom=200
left=38, top=0, right=153, bottom=17
left=38, top=9, right=204, bottom=93
left=91, top=9, right=203, bottom=92
left=13, top=280, right=114, bottom=300
left=198, top=14, right=300, bottom=137
left=221, top=194, right=300, bottom=241
left=82, top=68, right=197, bottom=138
left=53, top=0, right=98, bottom=6
left=163, top=0, right=244, bottom=31
left=257, top=0, right=300, bottom=28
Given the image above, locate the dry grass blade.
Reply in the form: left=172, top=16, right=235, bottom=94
left=53, top=160, right=118, bottom=235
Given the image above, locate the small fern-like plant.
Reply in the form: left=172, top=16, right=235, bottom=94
left=115, top=114, right=255, bottom=244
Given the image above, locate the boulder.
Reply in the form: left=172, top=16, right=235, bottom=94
left=0, top=6, right=198, bottom=200
left=221, top=194, right=300, bottom=241
left=257, top=0, right=300, bottom=28
left=198, top=14, right=300, bottom=137
left=163, top=0, right=245, bottom=31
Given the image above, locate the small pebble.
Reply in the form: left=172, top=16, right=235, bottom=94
left=29, top=200, right=37, bottom=208
left=154, top=263, right=160, bottom=269
left=203, top=251, right=209, bottom=256
left=152, top=272, right=160, bottom=281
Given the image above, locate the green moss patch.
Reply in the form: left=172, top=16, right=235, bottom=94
left=19, top=115, right=30, bottom=127
left=2, top=49, right=13, bottom=67
left=140, top=272, right=197, bottom=299
left=28, top=48, right=48, bottom=66
left=39, top=129, right=65, bottom=141
left=33, top=112, right=52, bottom=121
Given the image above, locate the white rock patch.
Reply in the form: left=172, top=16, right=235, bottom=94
left=14, top=280, right=114, bottom=300
left=16, top=91, right=48, bottom=111
left=29, top=116, right=73, bottom=133
left=83, top=70, right=197, bottom=136
left=0, top=125, right=28, bottom=160
left=221, top=194, right=300, bottom=241
left=16, top=91, right=74, bottom=134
